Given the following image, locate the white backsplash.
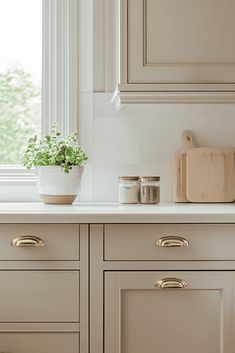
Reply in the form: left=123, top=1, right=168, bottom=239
left=79, top=92, right=235, bottom=202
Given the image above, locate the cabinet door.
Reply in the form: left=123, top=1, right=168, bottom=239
left=105, top=271, right=232, bottom=353
left=128, top=0, right=235, bottom=85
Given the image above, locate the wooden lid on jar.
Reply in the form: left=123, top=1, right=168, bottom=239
left=140, top=176, right=160, bottom=181
left=119, top=176, right=139, bottom=181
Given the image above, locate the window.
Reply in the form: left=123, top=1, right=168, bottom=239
left=0, top=0, right=42, bottom=165
left=0, top=0, right=78, bottom=196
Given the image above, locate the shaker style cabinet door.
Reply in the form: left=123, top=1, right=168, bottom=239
left=128, top=0, right=235, bottom=84
left=114, top=0, right=235, bottom=103
left=105, top=271, right=232, bottom=353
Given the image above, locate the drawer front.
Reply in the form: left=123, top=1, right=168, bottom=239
left=0, top=271, right=79, bottom=322
left=0, top=224, right=79, bottom=260
left=105, top=224, right=235, bottom=261
left=0, top=333, right=79, bottom=353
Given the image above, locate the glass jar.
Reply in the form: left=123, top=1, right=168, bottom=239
left=119, top=176, right=140, bottom=204
left=140, top=176, right=160, bottom=204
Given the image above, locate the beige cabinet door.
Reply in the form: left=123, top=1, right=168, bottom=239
left=114, top=0, right=235, bottom=104
left=128, top=0, right=235, bottom=85
left=105, top=271, right=232, bottom=353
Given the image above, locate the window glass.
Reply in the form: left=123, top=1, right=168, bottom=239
left=0, top=0, right=42, bottom=165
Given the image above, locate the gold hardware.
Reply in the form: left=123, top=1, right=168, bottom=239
left=155, top=236, right=189, bottom=248
left=155, top=277, right=189, bottom=289
left=11, top=236, right=45, bottom=248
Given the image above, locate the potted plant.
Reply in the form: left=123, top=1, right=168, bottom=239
left=23, top=126, right=88, bottom=204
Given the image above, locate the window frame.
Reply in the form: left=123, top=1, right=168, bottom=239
left=0, top=0, right=78, bottom=187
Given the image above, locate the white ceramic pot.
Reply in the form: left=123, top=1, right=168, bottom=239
left=35, top=166, right=84, bottom=204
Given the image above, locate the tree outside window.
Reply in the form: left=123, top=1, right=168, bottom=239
left=0, top=0, right=42, bottom=165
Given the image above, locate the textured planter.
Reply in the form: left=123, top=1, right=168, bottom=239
left=35, top=166, right=84, bottom=204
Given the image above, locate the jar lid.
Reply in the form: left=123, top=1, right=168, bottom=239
left=140, top=176, right=160, bottom=181
left=119, top=176, right=139, bottom=181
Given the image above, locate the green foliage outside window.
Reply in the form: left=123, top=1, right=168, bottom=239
left=0, top=66, right=41, bottom=165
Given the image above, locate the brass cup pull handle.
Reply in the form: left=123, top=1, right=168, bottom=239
left=11, top=236, right=45, bottom=248
left=155, top=277, right=189, bottom=289
left=155, top=236, right=189, bottom=248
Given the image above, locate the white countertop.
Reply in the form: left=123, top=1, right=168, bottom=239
left=0, top=202, right=235, bottom=223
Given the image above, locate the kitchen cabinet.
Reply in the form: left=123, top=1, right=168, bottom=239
left=90, top=223, right=235, bottom=353
left=1, top=204, right=235, bottom=353
left=0, top=224, right=89, bottom=353
left=105, top=271, right=232, bottom=353
left=112, top=0, right=235, bottom=104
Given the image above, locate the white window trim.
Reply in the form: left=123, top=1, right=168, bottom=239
left=0, top=167, right=35, bottom=185
left=0, top=0, right=78, bottom=186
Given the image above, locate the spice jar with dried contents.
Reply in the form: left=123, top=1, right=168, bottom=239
left=140, top=176, right=160, bottom=204
left=119, top=176, right=140, bottom=204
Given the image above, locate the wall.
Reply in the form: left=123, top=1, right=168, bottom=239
left=79, top=92, right=235, bottom=202
left=78, top=0, right=235, bottom=202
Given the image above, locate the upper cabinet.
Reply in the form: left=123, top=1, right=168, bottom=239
left=112, top=0, right=235, bottom=105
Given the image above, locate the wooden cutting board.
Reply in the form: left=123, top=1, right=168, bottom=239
left=186, top=147, right=235, bottom=202
left=173, top=131, right=195, bottom=202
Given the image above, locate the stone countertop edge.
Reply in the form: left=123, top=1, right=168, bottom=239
left=0, top=202, right=234, bottom=223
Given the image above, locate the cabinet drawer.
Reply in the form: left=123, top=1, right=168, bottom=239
left=0, top=333, right=79, bottom=353
left=0, top=271, right=79, bottom=322
left=104, top=224, right=235, bottom=261
left=0, top=224, right=79, bottom=260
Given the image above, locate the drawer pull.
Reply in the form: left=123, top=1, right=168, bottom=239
left=155, top=277, right=189, bottom=289
left=11, top=236, right=45, bottom=248
left=155, top=236, right=189, bottom=248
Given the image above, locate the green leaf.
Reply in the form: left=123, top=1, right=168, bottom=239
left=22, top=125, right=88, bottom=173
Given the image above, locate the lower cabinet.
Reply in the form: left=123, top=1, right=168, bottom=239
left=90, top=224, right=235, bottom=353
left=0, top=333, right=79, bottom=353
left=105, top=271, right=232, bottom=353
left=2, top=222, right=235, bottom=353
left=0, top=224, right=88, bottom=353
